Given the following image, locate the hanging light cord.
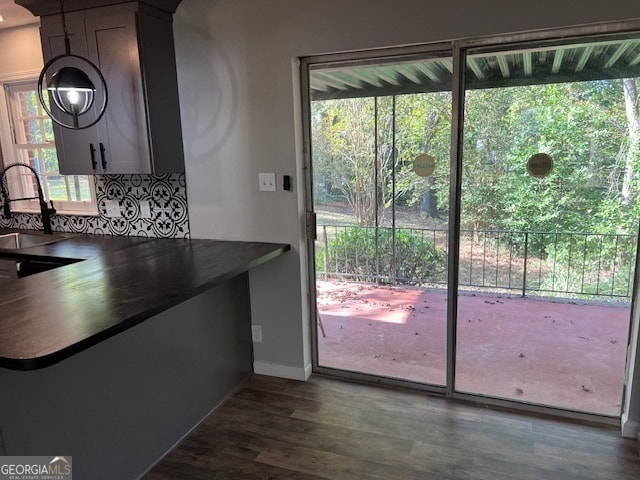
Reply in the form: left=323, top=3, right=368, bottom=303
left=59, top=0, right=71, bottom=55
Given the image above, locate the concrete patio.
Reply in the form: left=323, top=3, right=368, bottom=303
left=316, top=280, right=630, bottom=417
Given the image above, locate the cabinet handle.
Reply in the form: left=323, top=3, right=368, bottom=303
left=99, top=143, right=107, bottom=170
left=89, top=143, right=97, bottom=170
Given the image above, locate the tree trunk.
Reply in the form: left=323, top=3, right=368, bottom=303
left=622, top=78, right=640, bottom=205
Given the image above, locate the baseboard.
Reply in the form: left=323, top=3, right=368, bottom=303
left=253, top=360, right=312, bottom=380
left=621, top=416, right=640, bottom=439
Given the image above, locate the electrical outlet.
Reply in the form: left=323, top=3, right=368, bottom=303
left=251, top=325, right=263, bottom=343
left=139, top=200, right=152, bottom=218
left=105, top=199, right=121, bottom=218
left=258, top=173, right=276, bottom=192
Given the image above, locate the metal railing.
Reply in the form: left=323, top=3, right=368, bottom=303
left=316, top=224, right=638, bottom=300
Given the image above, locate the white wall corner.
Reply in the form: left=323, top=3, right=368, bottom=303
left=253, top=360, right=312, bottom=381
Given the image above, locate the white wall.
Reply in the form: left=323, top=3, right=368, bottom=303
left=0, top=24, right=42, bottom=76
left=172, top=0, right=640, bottom=429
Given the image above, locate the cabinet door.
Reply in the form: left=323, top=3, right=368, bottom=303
left=85, top=13, right=152, bottom=174
left=40, top=11, right=152, bottom=174
left=40, top=15, right=106, bottom=175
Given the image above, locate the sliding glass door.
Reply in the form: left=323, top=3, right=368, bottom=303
left=304, top=28, right=639, bottom=418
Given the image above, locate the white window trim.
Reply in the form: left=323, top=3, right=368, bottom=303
left=0, top=70, right=99, bottom=216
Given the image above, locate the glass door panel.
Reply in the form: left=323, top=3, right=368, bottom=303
left=455, top=37, right=638, bottom=415
left=310, top=53, right=452, bottom=386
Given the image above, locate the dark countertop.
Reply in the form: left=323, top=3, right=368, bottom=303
left=0, top=228, right=290, bottom=371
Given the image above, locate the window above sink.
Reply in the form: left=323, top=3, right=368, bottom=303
left=0, top=78, right=99, bottom=216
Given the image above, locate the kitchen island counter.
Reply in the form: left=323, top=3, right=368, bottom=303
left=0, top=229, right=290, bottom=370
left=0, top=229, right=290, bottom=479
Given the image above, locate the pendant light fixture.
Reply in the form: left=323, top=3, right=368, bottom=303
left=37, top=0, right=107, bottom=130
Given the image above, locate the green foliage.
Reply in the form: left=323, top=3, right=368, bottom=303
left=460, top=81, right=631, bottom=236
left=311, top=98, right=379, bottom=225
left=312, top=92, right=452, bottom=224
left=312, top=79, right=639, bottom=237
left=392, top=93, right=452, bottom=211
left=537, top=258, right=635, bottom=298
left=311, top=74, right=640, bottom=297
left=317, top=226, right=447, bottom=284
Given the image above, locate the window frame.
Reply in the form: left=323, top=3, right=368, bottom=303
left=0, top=71, right=98, bottom=216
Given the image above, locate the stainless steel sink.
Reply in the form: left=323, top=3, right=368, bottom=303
left=0, top=232, right=71, bottom=250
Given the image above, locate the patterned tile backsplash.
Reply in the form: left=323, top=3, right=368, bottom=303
left=0, top=173, right=190, bottom=238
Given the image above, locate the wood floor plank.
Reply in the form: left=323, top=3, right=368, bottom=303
left=216, top=402, right=423, bottom=473
left=144, top=374, right=640, bottom=480
left=249, top=436, right=423, bottom=480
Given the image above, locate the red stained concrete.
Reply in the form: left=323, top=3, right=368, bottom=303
left=316, top=281, right=630, bottom=417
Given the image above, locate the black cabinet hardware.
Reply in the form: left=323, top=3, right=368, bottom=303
left=90, top=143, right=97, bottom=169
left=99, top=143, right=107, bottom=170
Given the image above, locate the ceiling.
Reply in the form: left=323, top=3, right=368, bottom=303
left=0, top=0, right=36, bottom=30
left=3, top=2, right=639, bottom=100
left=310, top=37, right=640, bottom=100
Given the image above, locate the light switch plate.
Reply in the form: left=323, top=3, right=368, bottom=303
left=105, top=199, right=121, bottom=218
left=258, top=173, right=276, bottom=191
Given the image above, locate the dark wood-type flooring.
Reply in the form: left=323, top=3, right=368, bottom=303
left=144, top=374, right=640, bottom=480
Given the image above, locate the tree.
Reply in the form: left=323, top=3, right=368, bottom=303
left=312, top=97, right=392, bottom=226
left=621, top=78, right=640, bottom=207
left=312, top=76, right=639, bottom=240
left=393, top=92, right=452, bottom=220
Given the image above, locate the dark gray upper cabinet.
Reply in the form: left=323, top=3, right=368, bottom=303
left=31, top=1, right=184, bottom=174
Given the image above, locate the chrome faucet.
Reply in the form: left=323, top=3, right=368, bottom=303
left=0, top=163, right=56, bottom=234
